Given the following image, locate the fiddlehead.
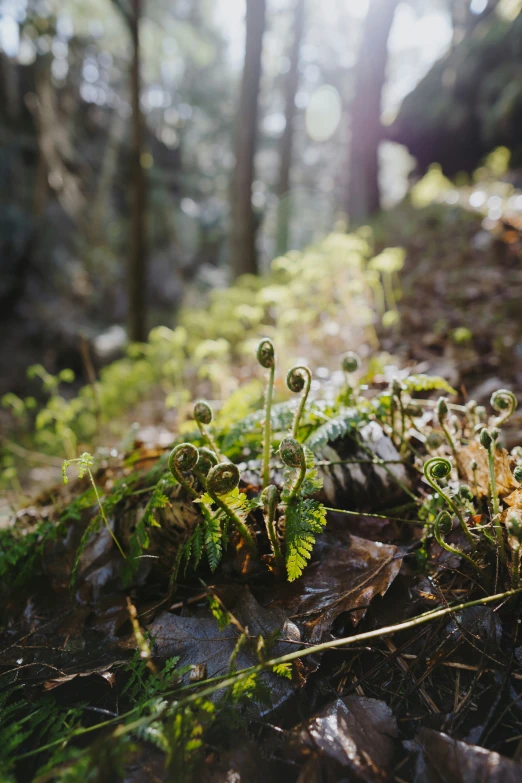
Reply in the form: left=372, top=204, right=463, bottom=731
left=426, top=431, right=443, bottom=451
left=257, top=338, right=276, bottom=489
left=169, top=443, right=200, bottom=499
left=194, top=400, right=222, bottom=459
left=206, top=463, right=241, bottom=495
left=480, top=427, right=506, bottom=563
left=261, top=484, right=283, bottom=567
left=491, top=389, right=518, bottom=427
left=434, top=511, right=481, bottom=571
left=423, top=457, right=474, bottom=548
left=437, top=397, right=458, bottom=462
left=287, top=365, right=312, bottom=438
left=280, top=437, right=307, bottom=502
left=341, top=351, right=360, bottom=375
left=197, top=447, right=218, bottom=476
left=201, top=463, right=257, bottom=554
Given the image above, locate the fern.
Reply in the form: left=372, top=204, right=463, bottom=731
left=305, top=409, right=365, bottom=450
left=401, top=374, right=457, bottom=395
left=204, top=515, right=222, bottom=572
left=220, top=401, right=294, bottom=456
left=195, top=487, right=252, bottom=571
left=285, top=498, right=327, bottom=581
left=123, top=472, right=176, bottom=583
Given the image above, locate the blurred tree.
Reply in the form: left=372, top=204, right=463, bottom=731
left=346, top=0, right=399, bottom=223
left=110, top=0, right=148, bottom=342
left=276, top=0, right=306, bottom=255
left=230, top=0, right=267, bottom=278
left=389, top=6, right=522, bottom=175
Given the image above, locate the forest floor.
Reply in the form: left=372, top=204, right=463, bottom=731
left=2, top=201, right=522, bottom=782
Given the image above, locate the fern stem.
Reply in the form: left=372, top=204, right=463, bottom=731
left=207, top=490, right=257, bottom=554
left=262, top=485, right=283, bottom=567
left=487, top=445, right=506, bottom=564
left=262, top=364, right=275, bottom=489
left=87, top=469, right=126, bottom=560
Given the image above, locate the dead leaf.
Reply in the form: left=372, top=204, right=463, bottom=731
left=504, top=487, right=522, bottom=510
left=275, top=529, right=403, bottom=642
left=458, top=441, right=516, bottom=498
left=43, top=661, right=123, bottom=690
left=412, top=728, right=522, bottom=783
left=289, top=697, right=397, bottom=782
left=149, top=588, right=301, bottom=714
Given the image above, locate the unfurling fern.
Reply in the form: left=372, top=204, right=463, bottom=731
left=279, top=438, right=327, bottom=581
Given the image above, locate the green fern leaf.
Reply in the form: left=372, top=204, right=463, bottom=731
left=305, top=410, right=363, bottom=450
left=204, top=516, right=222, bottom=572
left=285, top=498, right=327, bottom=582
left=401, top=374, right=457, bottom=395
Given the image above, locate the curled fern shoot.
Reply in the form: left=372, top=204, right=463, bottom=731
left=434, top=511, right=481, bottom=572
left=257, top=338, right=276, bottom=489
left=341, top=351, right=360, bottom=375
left=480, top=427, right=506, bottom=563
left=491, top=389, right=517, bottom=427
left=280, top=437, right=306, bottom=502
left=437, top=396, right=458, bottom=463
left=201, top=463, right=257, bottom=554
left=62, top=452, right=126, bottom=561
left=168, top=443, right=200, bottom=499
left=194, top=400, right=222, bottom=460
left=261, top=484, right=283, bottom=567
left=423, top=457, right=474, bottom=548
left=197, top=447, right=219, bottom=476
left=287, top=365, right=312, bottom=438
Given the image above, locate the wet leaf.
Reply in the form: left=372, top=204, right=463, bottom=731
left=275, top=530, right=403, bottom=642
left=290, top=697, right=397, bottom=782
left=149, top=588, right=301, bottom=713
left=412, top=728, right=522, bottom=783
left=315, top=421, right=411, bottom=511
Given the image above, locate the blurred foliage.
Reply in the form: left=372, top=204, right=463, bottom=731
left=1, top=230, right=403, bottom=482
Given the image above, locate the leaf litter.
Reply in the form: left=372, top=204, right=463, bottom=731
left=3, top=206, right=522, bottom=780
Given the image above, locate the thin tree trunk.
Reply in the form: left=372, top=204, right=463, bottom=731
left=230, top=0, right=266, bottom=279
left=128, top=0, right=148, bottom=342
left=346, top=0, right=398, bottom=224
left=276, top=0, right=306, bottom=255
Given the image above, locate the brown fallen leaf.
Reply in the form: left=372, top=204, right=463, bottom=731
left=504, top=487, right=522, bottom=510
left=458, top=441, right=516, bottom=498
left=43, top=662, right=123, bottom=690
left=149, top=588, right=301, bottom=714
left=412, top=728, right=522, bottom=783
left=275, top=528, right=403, bottom=643
left=289, top=696, right=397, bottom=782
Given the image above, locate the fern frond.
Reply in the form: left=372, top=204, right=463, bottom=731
left=305, top=410, right=363, bottom=450
left=285, top=498, right=327, bottom=582
left=402, top=374, right=457, bottom=395
left=281, top=447, right=322, bottom=502
left=221, top=402, right=294, bottom=456
left=204, top=515, right=222, bottom=572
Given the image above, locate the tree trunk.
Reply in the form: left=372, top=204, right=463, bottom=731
left=346, top=0, right=398, bottom=224
left=230, top=0, right=266, bottom=279
left=128, top=0, right=148, bottom=342
left=276, top=0, right=306, bottom=255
